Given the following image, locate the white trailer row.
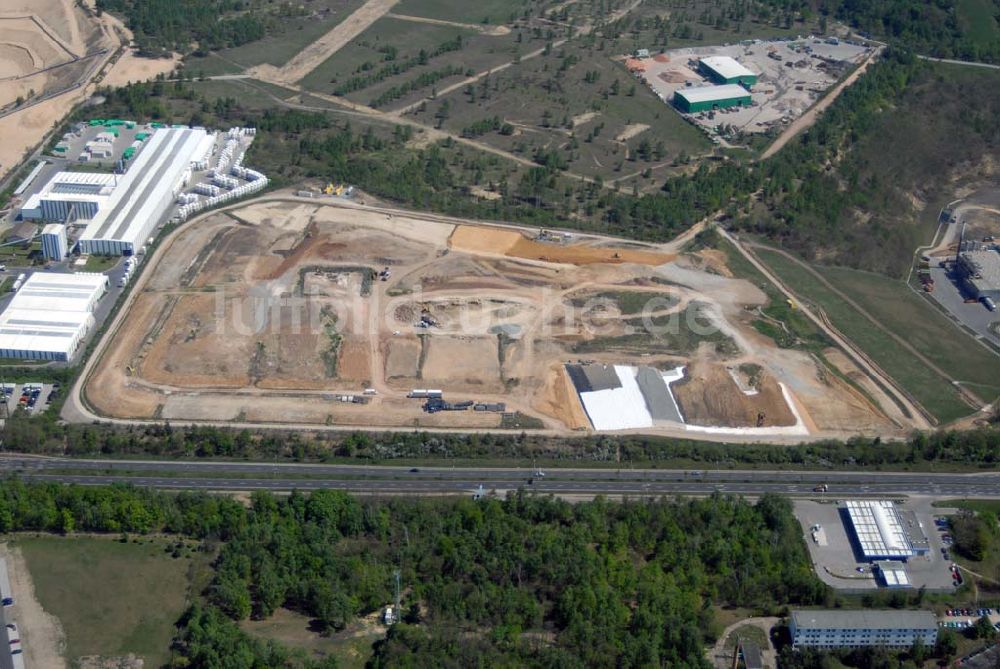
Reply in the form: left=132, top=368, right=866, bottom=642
left=175, top=173, right=269, bottom=220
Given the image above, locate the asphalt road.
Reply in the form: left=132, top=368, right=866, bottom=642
left=0, top=607, right=11, bottom=669
left=4, top=456, right=1000, bottom=498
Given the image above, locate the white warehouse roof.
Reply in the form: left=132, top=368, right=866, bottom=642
left=700, top=56, right=756, bottom=79
left=844, top=500, right=914, bottom=559
left=677, top=84, right=752, bottom=104
left=78, top=127, right=208, bottom=254
left=0, top=272, right=108, bottom=361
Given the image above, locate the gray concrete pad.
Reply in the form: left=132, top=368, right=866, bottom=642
left=635, top=36, right=872, bottom=138
left=794, top=499, right=957, bottom=593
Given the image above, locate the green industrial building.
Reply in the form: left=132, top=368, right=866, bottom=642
left=698, top=56, right=758, bottom=87
left=673, top=84, right=752, bottom=113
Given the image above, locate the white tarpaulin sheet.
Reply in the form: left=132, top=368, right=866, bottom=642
left=580, top=365, right=653, bottom=431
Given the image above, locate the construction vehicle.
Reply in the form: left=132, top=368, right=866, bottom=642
left=323, top=183, right=336, bottom=195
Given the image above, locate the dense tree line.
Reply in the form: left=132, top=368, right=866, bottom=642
left=761, top=0, right=1000, bottom=63
left=97, top=0, right=266, bottom=52
left=6, top=401, right=1000, bottom=468
left=0, top=480, right=824, bottom=667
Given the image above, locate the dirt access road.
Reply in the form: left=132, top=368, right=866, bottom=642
left=760, top=45, right=883, bottom=160
left=719, top=228, right=931, bottom=428
left=250, top=0, right=399, bottom=84
left=0, top=543, right=67, bottom=669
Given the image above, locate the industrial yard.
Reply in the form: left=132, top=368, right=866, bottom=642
left=82, top=195, right=896, bottom=435
left=795, top=498, right=958, bottom=593
left=632, top=37, right=872, bottom=141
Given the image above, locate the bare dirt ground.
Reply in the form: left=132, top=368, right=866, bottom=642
left=251, top=0, right=400, bottom=85
left=0, top=0, right=126, bottom=181
left=100, top=48, right=179, bottom=89
left=82, top=195, right=896, bottom=435
left=761, top=45, right=882, bottom=159
left=0, top=543, right=67, bottom=669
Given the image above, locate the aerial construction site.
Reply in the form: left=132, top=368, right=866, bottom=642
left=82, top=196, right=897, bottom=438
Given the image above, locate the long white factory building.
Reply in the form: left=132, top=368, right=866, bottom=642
left=0, top=272, right=108, bottom=362
left=77, top=127, right=211, bottom=255
left=20, top=127, right=212, bottom=255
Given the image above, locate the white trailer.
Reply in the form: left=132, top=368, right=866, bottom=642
left=0, top=558, right=13, bottom=605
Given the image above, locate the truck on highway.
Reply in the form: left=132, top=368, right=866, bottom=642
left=813, top=484, right=828, bottom=492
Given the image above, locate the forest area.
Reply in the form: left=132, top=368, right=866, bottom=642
left=0, top=481, right=826, bottom=667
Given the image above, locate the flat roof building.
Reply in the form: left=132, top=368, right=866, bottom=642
left=790, top=610, right=937, bottom=649
left=41, top=224, right=68, bottom=261
left=698, top=56, right=758, bottom=87
left=843, top=500, right=930, bottom=561
left=874, top=560, right=911, bottom=588
left=20, top=171, right=118, bottom=222
left=673, top=84, right=752, bottom=113
left=957, top=249, right=1000, bottom=301
left=0, top=272, right=108, bottom=362
left=77, top=126, right=208, bottom=255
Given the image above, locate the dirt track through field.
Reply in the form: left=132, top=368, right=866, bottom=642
left=0, top=543, right=67, bottom=669
left=251, top=0, right=399, bottom=85
left=385, top=12, right=511, bottom=35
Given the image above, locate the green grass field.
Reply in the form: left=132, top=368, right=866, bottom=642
left=18, top=536, right=203, bottom=667
left=956, top=0, right=1000, bottom=53
left=754, top=248, right=994, bottom=423
left=394, top=0, right=548, bottom=25
left=818, top=265, right=1000, bottom=402
left=242, top=608, right=381, bottom=669
left=297, top=17, right=530, bottom=110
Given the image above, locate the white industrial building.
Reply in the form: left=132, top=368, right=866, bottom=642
left=77, top=126, right=210, bottom=255
left=0, top=272, right=108, bottom=361
left=790, top=610, right=936, bottom=649
left=19, top=172, right=118, bottom=222
left=843, top=500, right=930, bottom=560
left=41, top=224, right=68, bottom=261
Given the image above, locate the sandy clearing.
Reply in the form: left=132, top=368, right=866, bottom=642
left=0, top=1, right=125, bottom=182
left=571, top=111, right=600, bottom=127
left=615, top=123, right=649, bottom=142
left=0, top=543, right=68, bottom=669
left=100, top=48, right=179, bottom=89
left=449, top=225, right=675, bottom=265
left=252, top=0, right=400, bottom=85
left=535, top=364, right=590, bottom=430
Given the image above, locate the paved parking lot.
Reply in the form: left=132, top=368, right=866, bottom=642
left=794, top=499, right=957, bottom=592
left=0, top=383, right=60, bottom=416
left=925, top=265, right=1000, bottom=347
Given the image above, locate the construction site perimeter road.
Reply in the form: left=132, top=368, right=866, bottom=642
left=63, top=192, right=906, bottom=443
left=718, top=229, right=932, bottom=429
left=760, top=46, right=883, bottom=161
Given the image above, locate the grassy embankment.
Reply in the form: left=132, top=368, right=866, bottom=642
left=18, top=535, right=208, bottom=666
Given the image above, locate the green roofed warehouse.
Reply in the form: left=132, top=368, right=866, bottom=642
left=673, top=84, right=751, bottom=113
left=698, top=56, right=758, bottom=87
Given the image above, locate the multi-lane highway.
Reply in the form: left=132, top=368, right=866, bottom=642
left=3, top=456, right=1000, bottom=498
